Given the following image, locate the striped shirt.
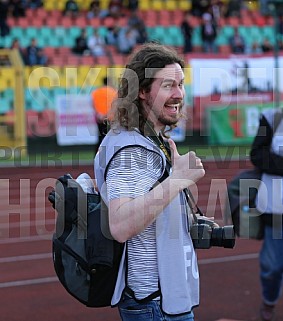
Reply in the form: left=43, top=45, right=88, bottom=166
left=106, top=146, right=163, bottom=299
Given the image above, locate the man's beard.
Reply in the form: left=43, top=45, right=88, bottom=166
left=144, top=96, right=182, bottom=127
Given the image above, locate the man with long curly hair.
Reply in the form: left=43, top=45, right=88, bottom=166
left=94, top=43, right=205, bottom=321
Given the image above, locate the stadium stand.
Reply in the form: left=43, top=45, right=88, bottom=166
left=0, top=0, right=281, bottom=142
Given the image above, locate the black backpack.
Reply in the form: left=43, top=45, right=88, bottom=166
left=48, top=173, right=124, bottom=307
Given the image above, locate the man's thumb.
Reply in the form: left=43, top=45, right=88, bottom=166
left=168, top=138, right=178, bottom=159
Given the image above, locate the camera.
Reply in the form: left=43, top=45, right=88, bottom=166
left=190, top=218, right=235, bottom=249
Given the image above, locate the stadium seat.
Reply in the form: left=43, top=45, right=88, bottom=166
left=25, top=27, right=38, bottom=40
left=74, top=16, right=88, bottom=28
left=159, top=10, right=172, bottom=26
left=87, top=17, right=101, bottom=28
left=81, top=55, right=95, bottom=65
left=191, top=26, right=202, bottom=47
left=151, top=0, right=164, bottom=10
left=165, top=0, right=178, bottom=10
left=139, top=0, right=150, bottom=10
left=10, top=26, right=25, bottom=40
left=262, top=26, right=276, bottom=45
left=179, top=0, right=191, bottom=10
left=66, top=55, right=81, bottom=66
left=39, top=27, right=53, bottom=39
left=166, top=26, right=184, bottom=46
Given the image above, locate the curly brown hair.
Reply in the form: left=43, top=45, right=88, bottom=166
left=109, top=43, right=185, bottom=136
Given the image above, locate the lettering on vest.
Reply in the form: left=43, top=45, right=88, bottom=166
left=183, top=245, right=199, bottom=280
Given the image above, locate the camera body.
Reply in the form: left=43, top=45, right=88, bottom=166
left=190, top=218, right=235, bottom=249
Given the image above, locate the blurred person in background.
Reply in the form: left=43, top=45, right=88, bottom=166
left=127, top=10, right=147, bottom=44
left=72, top=28, right=89, bottom=55
left=87, top=29, right=107, bottom=57
left=25, top=38, right=47, bottom=66
left=181, top=11, right=193, bottom=53
left=91, top=76, right=117, bottom=152
left=9, top=0, right=26, bottom=17
left=250, top=108, right=283, bottom=321
left=261, top=37, right=273, bottom=53
left=191, top=0, right=210, bottom=17
left=225, top=0, right=243, bottom=17
left=64, top=0, right=79, bottom=18
left=26, top=0, right=43, bottom=8
left=117, top=26, right=139, bottom=55
left=229, top=27, right=246, bottom=54
left=10, top=38, right=25, bottom=60
left=201, top=12, right=218, bottom=53
left=0, top=0, right=10, bottom=37
left=87, top=0, right=108, bottom=19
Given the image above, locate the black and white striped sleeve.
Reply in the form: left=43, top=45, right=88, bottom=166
left=105, top=146, right=163, bottom=200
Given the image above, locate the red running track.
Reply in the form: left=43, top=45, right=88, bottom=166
left=0, top=159, right=282, bottom=321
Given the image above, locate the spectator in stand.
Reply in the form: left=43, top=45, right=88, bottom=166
left=72, top=28, right=89, bottom=55
left=87, top=29, right=106, bottom=57
left=107, top=0, right=123, bottom=18
left=201, top=12, right=218, bottom=53
left=10, top=38, right=25, bottom=60
left=229, top=27, right=245, bottom=54
left=261, top=37, right=273, bottom=53
left=25, top=38, right=47, bottom=66
left=64, top=0, right=79, bottom=18
left=225, top=0, right=243, bottom=17
left=127, top=10, right=147, bottom=44
left=105, top=26, right=120, bottom=46
left=128, top=0, right=138, bottom=11
left=87, top=0, right=108, bottom=19
left=180, top=11, right=193, bottom=53
left=209, top=0, right=225, bottom=27
left=250, top=41, right=262, bottom=54
left=191, top=0, right=210, bottom=17
left=9, top=0, right=26, bottom=17
left=26, top=0, right=43, bottom=8
left=117, top=26, right=139, bottom=55
left=0, top=0, right=10, bottom=37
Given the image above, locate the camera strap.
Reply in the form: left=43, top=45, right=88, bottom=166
left=144, top=122, right=204, bottom=224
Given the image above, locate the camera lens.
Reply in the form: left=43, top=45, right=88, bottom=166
left=211, top=226, right=235, bottom=248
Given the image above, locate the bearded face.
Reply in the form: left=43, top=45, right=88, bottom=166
left=139, top=63, right=185, bottom=132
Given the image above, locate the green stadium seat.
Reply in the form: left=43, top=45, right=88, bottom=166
left=10, top=27, right=25, bottom=40
left=222, top=26, right=235, bottom=39
left=3, top=88, right=14, bottom=99
left=147, top=26, right=167, bottom=44
left=166, top=26, right=184, bottom=46
left=262, top=26, right=276, bottom=45
left=191, top=27, right=202, bottom=47
left=39, top=27, right=53, bottom=39
left=25, top=27, right=38, bottom=40
left=0, top=97, right=12, bottom=113
left=69, top=26, right=81, bottom=39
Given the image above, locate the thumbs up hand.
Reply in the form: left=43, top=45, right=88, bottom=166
left=168, top=138, right=205, bottom=190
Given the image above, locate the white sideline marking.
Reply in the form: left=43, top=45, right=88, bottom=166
left=0, top=235, right=52, bottom=244
left=0, top=253, right=259, bottom=289
left=0, top=277, right=58, bottom=288
left=0, top=253, right=51, bottom=263
left=198, top=253, right=258, bottom=264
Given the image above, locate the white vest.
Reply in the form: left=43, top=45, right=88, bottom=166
left=94, top=128, right=199, bottom=314
left=256, top=109, right=283, bottom=214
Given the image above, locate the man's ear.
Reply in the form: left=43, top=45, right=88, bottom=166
left=139, top=89, right=146, bottom=100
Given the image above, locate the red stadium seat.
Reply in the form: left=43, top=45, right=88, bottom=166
left=74, top=16, right=87, bottom=28
left=66, top=55, right=81, bottom=66
left=81, top=55, right=95, bottom=65
left=88, top=17, right=102, bottom=28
